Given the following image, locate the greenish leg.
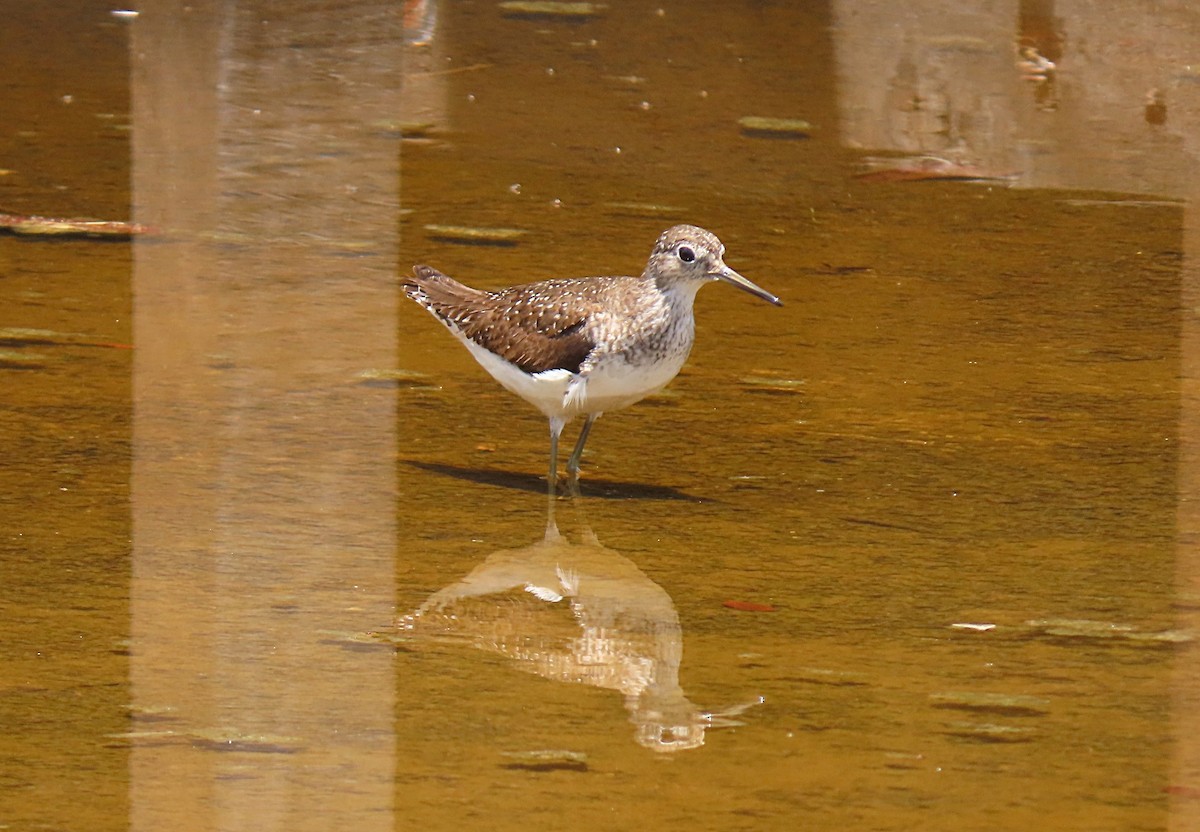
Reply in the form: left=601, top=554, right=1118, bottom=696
left=548, top=417, right=563, bottom=493
left=566, top=414, right=600, bottom=479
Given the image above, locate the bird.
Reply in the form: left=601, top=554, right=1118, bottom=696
left=403, top=224, right=782, bottom=490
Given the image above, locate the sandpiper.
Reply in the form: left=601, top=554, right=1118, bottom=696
left=404, top=224, right=782, bottom=488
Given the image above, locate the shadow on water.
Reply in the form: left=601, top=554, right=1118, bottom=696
left=404, top=459, right=708, bottom=502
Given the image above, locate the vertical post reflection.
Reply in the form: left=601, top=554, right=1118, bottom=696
left=1175, top=180, right=1200, bottom=830
left=1159, top=12, right=1200, bottom=830
left=129, top=3, right=399, bottom=829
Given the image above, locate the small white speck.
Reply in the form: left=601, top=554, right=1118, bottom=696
left=546, top=67, right=555, bottom=76
left=61, top=94, right=74, bottom=104
left=466, top=93, right=476, bottom=102
left=614, top=146, right=622, bottom=154
left=509, top=183, right=522, bottom=194
left=638, top=100, right=651, bottom=110
left=111, top=9, right=139, bottom=18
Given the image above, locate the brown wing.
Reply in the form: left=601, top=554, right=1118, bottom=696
left=405, top=265, right=597, bottom=374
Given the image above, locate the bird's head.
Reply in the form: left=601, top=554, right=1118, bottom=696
left=646, top=224, right=782, bottom=306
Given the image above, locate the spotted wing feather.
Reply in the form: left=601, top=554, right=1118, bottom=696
left=405, top=265, right=598, bottom=374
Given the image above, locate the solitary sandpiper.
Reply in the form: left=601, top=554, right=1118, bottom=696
left=404, top=224, right=782, bottom=489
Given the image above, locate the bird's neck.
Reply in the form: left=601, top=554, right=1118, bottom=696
left=649, top=273, right=704, bottom=309
left=650, top=280, right=698, bottom=351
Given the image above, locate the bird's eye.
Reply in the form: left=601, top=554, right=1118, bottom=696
left=677, top=246, right=695, bottom=263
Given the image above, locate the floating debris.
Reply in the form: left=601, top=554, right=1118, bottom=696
left=127, top=704, right=180, bottom=722
left=406, top=62, right=493, bottom=80
left=1027, top=619, right=1137, bottom=638
left=882, top=751, right=925, bottom=769
left=424, top=224, right=527, bottom=246
left=0, top=327, right=132, bottom=350
left=104, top=730, right=182, bottom=748
left=355, top=368, right=439, bottom=390
left=741, top=374, right=806, bottom=393
left=930, top=691, right=1050, bottom=716
left=722, top=600, right=777, bottom=612
left=1058, top=198, right=1184, bottom=209
left=789, top=667, right=870, bottom=688
left=0, top=349, right=47, bottom=363
left=0, top=211, right=152, bottom=238
left=604, top=201, right=685, bottom=217
left=1, top=327, right=83, bottom=341
left=855, top=155, right=1016, bottom=183
left=942, top=721, right=1035, bottom=743
left=601, top=74, right=647, bottom=87
left=107, top=726, right=303, bottom=753
left=1178, top=591, right=1200, bottom=611
left=1024, top=618, right=1192, bottom=644
left=188, top=728, right=304, bottom=754
left=499, top=1, right=606, bottom=19
left=1124, top=629, right=1195, bottom=643
left=922, top=35, right=990, bottom=53
left=815, top=263, right=875, bottom=275
left=368, top=120, right=440, bottom=139
left=738, top=116, right=814, bottom=138
left=500, top=749, right=589, bottom=771
left=950, top=622, right=996, bottom=632
left=354, top=368, right=430, bottom=382
left=318, top=629, right=412, bottom=650
left=1028, top=618, right=1133, bottom=638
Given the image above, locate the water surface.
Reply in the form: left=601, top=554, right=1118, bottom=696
left=2, top=1, right=1199, bottom=830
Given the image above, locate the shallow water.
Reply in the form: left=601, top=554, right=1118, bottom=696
left=2, top=1, right=1199, bottom=830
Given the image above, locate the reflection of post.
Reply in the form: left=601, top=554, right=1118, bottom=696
left=1174, top=149, right=1200, bottom=829
left=831, top=2, right=1200, bottom=195
left=129, top=3, right=400, bottom=829
left=831, top=2, right=1014, bottom=168
left=401, top=0, right=446, bottom=128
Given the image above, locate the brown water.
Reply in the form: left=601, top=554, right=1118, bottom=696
left=3, top=1, right=1199, bottom=830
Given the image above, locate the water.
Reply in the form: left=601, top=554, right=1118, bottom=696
left=2, top=1, right=1198, bottom=830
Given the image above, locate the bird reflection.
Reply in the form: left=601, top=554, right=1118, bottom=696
left=398, top=498, right=758, bottom=752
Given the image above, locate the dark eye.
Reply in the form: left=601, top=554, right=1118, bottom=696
left=677, top=246, right=695, bottom=263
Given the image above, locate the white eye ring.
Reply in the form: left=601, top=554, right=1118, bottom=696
left=677, top=246, right=696, bottom=263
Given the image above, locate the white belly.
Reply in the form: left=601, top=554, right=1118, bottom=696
left=568, top=353, right=686, bottom=414
left=459, top=334, right=687, bottom=423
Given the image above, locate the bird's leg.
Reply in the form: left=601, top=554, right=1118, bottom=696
left=566, top=413, right=601, bottom=480
left=548, top=417, right=564, bottom=493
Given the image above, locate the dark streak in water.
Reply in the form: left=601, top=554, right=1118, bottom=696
left=405, top=460, right=705, bottom=501
left=842, top=516, right=927, bottom=533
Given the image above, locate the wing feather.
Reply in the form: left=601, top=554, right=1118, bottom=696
left=404, top=265, right=598, bottom=374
